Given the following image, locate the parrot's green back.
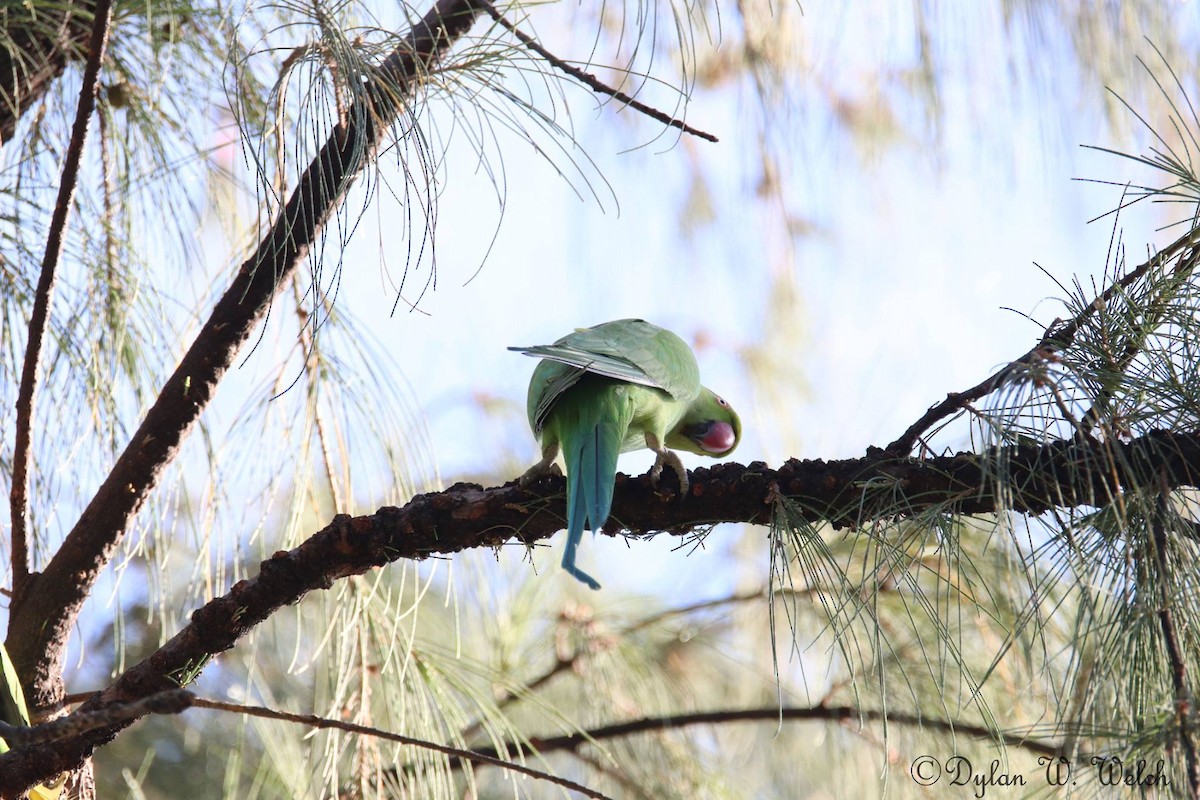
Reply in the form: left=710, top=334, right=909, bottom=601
left=512, top=319, right=739, bottom=590
left=521, top=319, right=701, bottom=436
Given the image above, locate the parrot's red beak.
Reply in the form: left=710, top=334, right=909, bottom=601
left=690, top=421, right=737, bottom=454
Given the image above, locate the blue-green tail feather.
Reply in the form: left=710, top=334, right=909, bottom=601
left=562, top=411, right=623, bottom=591
left=563, top=456, right=596, bottom=589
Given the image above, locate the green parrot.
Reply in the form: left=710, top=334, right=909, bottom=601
left=510, top=318, right=741, bottom=590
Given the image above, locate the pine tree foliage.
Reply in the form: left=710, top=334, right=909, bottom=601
left=1, top=0, right=1199, bottom=798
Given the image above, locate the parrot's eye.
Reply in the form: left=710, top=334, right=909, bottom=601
left=716, top=395, right=728, bottom=407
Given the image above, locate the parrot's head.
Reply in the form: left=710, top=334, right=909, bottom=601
left=668, top=388, right=741, bottom=457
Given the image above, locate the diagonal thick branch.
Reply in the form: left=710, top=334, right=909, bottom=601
left=3, top=427, right=1200, bottom=792
left=4, top=0, right=487, bottom=707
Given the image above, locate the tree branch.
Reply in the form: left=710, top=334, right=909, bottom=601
left=186, top=698, right=614, bottom=800
left=0, top=690, right=192, bottom=747
left=886, top=225, right=1200, bottom=455
left=9, top=0, right=114, bottom=602
left=461, top=704, right=1072, bottom=765
left=4, top=0, right=486, bottom=707
left=460, top=586, right=817, bottom=741
left=480, top=0, right=718, bottom=143
left=4, top=427, right=1200, bottom=792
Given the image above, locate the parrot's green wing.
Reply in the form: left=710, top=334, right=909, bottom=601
left=510, top=318, right=702, bottom=434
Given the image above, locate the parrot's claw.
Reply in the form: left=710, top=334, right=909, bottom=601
left=649, top=450, right=689, bottom=499
left=518, top=457, right=561, bottom=488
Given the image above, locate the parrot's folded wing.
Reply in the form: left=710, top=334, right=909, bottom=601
left=514, top=316, right=707, bottom=439
left=525, top=363, right=587, bottom=435
left=558, top=318, right=701, bottom=400
left=509, top=344, right=660, bottom=388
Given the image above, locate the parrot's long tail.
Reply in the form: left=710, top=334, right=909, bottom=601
left=562, top=404, right=626, bottom=591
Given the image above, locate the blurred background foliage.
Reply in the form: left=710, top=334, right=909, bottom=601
left=3, top=0, right=1200, bottom=796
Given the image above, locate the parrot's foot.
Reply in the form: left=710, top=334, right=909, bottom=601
left=518, top=457, right=562, bottom=488
left=649, top=449, right=689, bottom=498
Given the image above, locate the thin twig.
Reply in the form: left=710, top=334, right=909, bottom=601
left=480, top=0, right=718, bottom=143
left=292, top=277, right=345, bottom=513
left=568, top=749, right=649, bottom=799
left=189, top=697, right=614, bottom=800
left=1079, top=241, right=1200, bottom=439
left=886, top=225, right=1200, bottom=455
left=621, top=585, right=818, bottom=636
left=459, top=704, right=1073, bottom=766
left=9, top=0, right=116, bottom=596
